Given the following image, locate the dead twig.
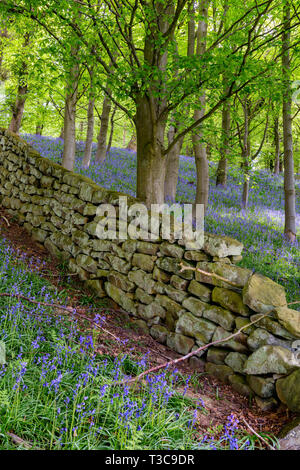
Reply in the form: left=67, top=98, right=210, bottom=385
left=241, top=418, right=276, bottom=450
left=7, top=432, right=35, bottom=450
left=0, top=215, right=10, bottom=227
left=117, top=312, right=271, bottom=385
left=179, top=262, right=240, bottom=288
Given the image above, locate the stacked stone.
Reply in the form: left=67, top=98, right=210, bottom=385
left=0, top=128, right=299, bottom=413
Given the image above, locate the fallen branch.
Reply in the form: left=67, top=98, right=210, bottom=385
left=7, top=432, right=34, bottom=450
left=241, top=418, right=276, bottom=450
left=179, top=262, right=240, bottom=288
left=117, top=312, right=271, bottom=385
left=0, top=215, right=10, bottom=227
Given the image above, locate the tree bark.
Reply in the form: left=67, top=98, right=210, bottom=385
left=216, top=79, right=231, bottom=187
left=35, top=123, right=43, bottom=135
left=191, top=1, right=209, bottom=210
left=126, top=133, right=136, bottom=151
left=82, top=90, right=95, bottom=168
left=241, top=98, right=251, bottom=209
left=135, top=2, right=172, bottom=206
left=136, top=94, right=167, bottom=206
left=8, top=33, right=30, bottom=134
left=274, top=116, right=280, bottom=175
left=282, top=2, right=296, bottom=242
left=8, top=84, right=28, bottom=134
left=164, top=125, right=183, bottom=202
left=107, top=105, right=117, bottom=155
left=61, top=49, right=80, bottom=171
left=0, top=28, right=8, bottom=81
left=95, top=93, right=111, bottom=163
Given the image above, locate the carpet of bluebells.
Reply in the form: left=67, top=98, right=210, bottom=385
left=0, top=238, right=270, bottom=450
left=23, top=134, right=300, bottom=308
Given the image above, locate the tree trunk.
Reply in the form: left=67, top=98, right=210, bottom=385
left=61, top=50, right=80, bottom=171
left=191, top=1, right=209, bottom=210
left=8, top=33, right=30, bottom=134
left=0, top=28, right=9, bottom=81
left=274, top=116, right=280, bottom=175
left=107, top=105, right=117, bottom=155
left=135, top=1, right=172, bottom=206
left=164, top=126, right=183, bottom=202
left=8, top=84, right=28, bottom=134
left=95, top=93, right=111, bottom=163
left=36, top=123, right=43, bottom=135
left=82, top=93, right=95, bottom=168
left=216, top=80, right=231, bottom=187
left=282, top=2, right=296, bottom=242
left=241, top=98, right=250, bottom=209
left=136, top=95, right=167, bottom=206
left=126, top=133, right=137, bottom=151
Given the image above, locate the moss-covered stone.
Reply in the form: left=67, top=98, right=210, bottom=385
left=276, top=369, right=300, bottom=413
left=76, top=254, right=98, bottom=273
left=275, top=307, right=300, bottom=339
left=159, top=242, right=184, bottom=259
left=170, top=275, right=188, bottom=290
left=108, top=270, right=135, bottom=292
left=132, top=253, right=155, bottom=272
left=188, top=280, right=211, bottom=303
left=86, top=279, right=106, bottom=297
left=176, top=312, right=217, bottom=343
left=128, top=269, right=156, bottom=294
left=105, top=282, right=137, bottom=316
left=203, top=233, right=243, bottom=258
left=137, top=301, right=165, bottom=320
left=136, top=240, right=159, bottom=255
left=212, top=287, right=250, bottom=316
left=184, top=251, right=209, bottom=261
left=243, top=273, right=287, bottom=313
left=106, top=254, right=131, bottom=274
left=246, top=375, right=275, bottom=398
left=163, top=284, right=187, bottom=303
left=182, top=297, right=207, bottom=318
left=72, top=230, right=90, bottom=247
left=250, top=314, right=294, bottom=340
left=235, top=317, right=256, bottom=335
left=255, top=396, right=278, bottom=412
left=244, top=345, right=300, bottom=375
left=207, top=347, right=229, bottom=365
left=156, top=294, right=182, bottom=318
left=205, top=362, right=233, bottom=384
left=228, top=374, right=252, bottom=396
left=78, top=182, right=94, bottom=202
left=212, top=327, right=248, bottom=353
left=135, top=288, right=153, bottom=305
left=247, top=328, right=292, bottom=351
left=166, top=332, right=194, bottom=355
left=225, top=352, right=248, bottom=373
left=31, top=228, right=47, bottom=243
left=150, top=325, right=168, bottom=344
left=156, top=257, right=194, bottom=280
left=203, top=305, right=236, bottom=331
left=196, top=261, right=252, bottom=289
left=153, top=266, right=171, bottom=283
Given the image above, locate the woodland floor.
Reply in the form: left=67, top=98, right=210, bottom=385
left=0, top=206, right=297, bottom=443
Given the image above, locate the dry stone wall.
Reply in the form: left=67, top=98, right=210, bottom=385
left=0, top=128, right=300, bottom=413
